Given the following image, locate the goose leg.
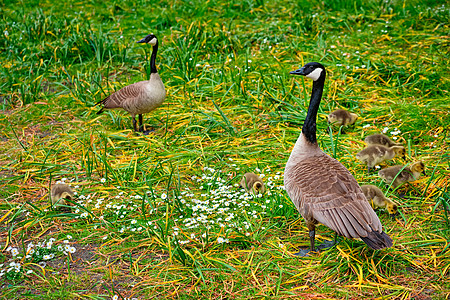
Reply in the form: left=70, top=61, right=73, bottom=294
left=295, top=224, right=316, bottom=257
left=309, top=228, right=316, bottom=252
left=138, top=114, right=144, bottom=132
left=139, top=114, right=154, bottom=135
left=132, top=116, right=138, bottom=132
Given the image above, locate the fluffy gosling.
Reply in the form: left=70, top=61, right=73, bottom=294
left=240, top=172, right=265, bottom=195
left=356, top=145, right=405, bottom=171
left=365, top=133, right=402, bottom=147
left=361, top=184, right=398, bottom=217
left=378, top=161, right=426, bottom=189
left=51, top=183, right=74, bottom=208
left=327, top=109, right=358, bottom=127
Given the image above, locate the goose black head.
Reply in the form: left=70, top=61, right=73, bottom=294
left=137, top=34, right=158, bottom=46
left=290, top=62, right=325, bottom=81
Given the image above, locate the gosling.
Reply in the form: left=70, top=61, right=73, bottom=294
left=327, top=109, right=358, bottom=127
left=365, top=133, right=402, bottom=147
left=356, top=145, right=405, bottom=171
left=240, top=172, right=265, bottom=195
left=378, top=161, right=426, bottom=189
left=361, top=185, right=398, bottom=217
left=51, top=183, right=74, bottom=207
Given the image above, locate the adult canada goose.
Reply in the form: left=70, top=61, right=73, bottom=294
left=51, top=183, right=74, bottom=207
left=239, top=172, right=265, bottom=195
left=285, top=62, right=392, bottom=256
left=361, top=185, right=398, bottom=217
left=327, top=109, right=358, bottom=127
left=378, top=161, right=426, bottom=189
left=365, top=133, right=401, bottom=147
left=96, top=34, right=166, bottom=133
left=356, top=145, right=405, bottom=171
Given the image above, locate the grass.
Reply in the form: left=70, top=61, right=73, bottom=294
left=0, top=0, right=449, bottom=298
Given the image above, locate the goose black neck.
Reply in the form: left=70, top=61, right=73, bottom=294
left=302, top=76, right=325, bottom=144
left=150, top=41, right=158, bottom=74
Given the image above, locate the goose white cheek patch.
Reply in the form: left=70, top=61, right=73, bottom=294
left=305, top=68, right=323, bottom=81
left=148, top=37, right=157, bottom=45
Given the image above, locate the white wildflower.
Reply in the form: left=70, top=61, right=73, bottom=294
left=10, top=248, right=19, bottom=257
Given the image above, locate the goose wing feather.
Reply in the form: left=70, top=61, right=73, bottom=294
left=98, top=81, right=148, bottom=110
left=285, top=154, right=382, bottom=239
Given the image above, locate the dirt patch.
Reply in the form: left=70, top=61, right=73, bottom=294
left=43, top=243, right=98, bottom=275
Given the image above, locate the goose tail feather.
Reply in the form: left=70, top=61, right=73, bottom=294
left=361, top=231, right=393, bottom=250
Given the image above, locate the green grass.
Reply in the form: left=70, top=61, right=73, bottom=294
left=1, top=0, right=449, bottom=299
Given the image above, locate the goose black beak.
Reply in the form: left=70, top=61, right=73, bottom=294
left=290, top=67, right=305, bottom=76
left=136, top=37, right=146, bottom=43
left=422, top=170, right=426, bottom=175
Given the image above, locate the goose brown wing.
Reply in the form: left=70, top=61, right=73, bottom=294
left=285, top=154, right=383, bottom=239
left=98, top=81, right=147, bottom=109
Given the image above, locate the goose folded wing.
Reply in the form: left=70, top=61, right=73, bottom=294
left=287, top=155, right=383, bottom=239
left=101, top=81, right=147, bottom=109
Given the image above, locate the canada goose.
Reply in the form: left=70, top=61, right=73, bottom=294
left=239, top=172, right=265, bottom=195
left=361, top=185, right=398, bottom=217
left=285, top=62, right=392, bottom=256
left=365, top=133, right=401, bottom=147
left=96, top=34, right=166, bottom=133
left=51, top=183, right=74, bottom=207
left=378, top=161, right=426, bottom=189
left=356, top=145, right=405, bottom=171
left=327, top=109, right=358, bottom=126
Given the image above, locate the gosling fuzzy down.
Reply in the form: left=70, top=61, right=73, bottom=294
left=51, top=183, right=74, bottom=207
left=365, top=134, right=402, bottom=147
left=327, top=109, right=358, bottom=127
left=356, top=145, right=405, bottom=171
left=378, top=161, right=426, bottom=189
left=240, top=172, right=265, bottom=195
left=361, top=185, right=398, bottom=216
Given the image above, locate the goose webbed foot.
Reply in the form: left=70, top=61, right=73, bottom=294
left=294, top=248, right=315, bottom=257
left=142, top=129, right=155, bottom=135
left=295, top=228, right=319, bottom=257
left=389, top=213, right=398, bottom=220
left=317, top=232, right=339, bottom=250
left=317, top=239, right=338, bottom=250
